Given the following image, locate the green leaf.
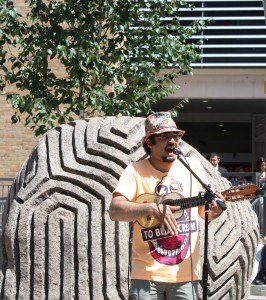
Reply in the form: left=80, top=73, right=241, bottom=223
left=1, top=0, right=206, bottom=135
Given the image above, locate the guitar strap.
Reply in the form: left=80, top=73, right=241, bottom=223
left=156, top=194, right=163, bottom=205
left=128, top=221, right=133, bottom=293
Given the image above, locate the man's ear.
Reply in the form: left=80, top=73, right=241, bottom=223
left=146, top=138, right=153, bottom=149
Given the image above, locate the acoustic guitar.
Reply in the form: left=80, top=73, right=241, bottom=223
left=135, top=183, right=260, bottom=228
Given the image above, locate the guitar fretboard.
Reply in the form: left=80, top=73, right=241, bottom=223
left=167, top=193, right=206, bottom=209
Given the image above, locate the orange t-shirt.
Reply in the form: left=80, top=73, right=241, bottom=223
left=113, top=158, right=208, bottom=283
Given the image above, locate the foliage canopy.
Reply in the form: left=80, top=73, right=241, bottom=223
left=0, top=0, right=206, bottom=135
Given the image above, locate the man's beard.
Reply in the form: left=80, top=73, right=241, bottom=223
left=162, top=156, right=176, bottom=163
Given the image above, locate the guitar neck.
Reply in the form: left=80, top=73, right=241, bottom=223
left=169, top=194, right=206, bottom=209
left=136, top=184, right=256, bottom=229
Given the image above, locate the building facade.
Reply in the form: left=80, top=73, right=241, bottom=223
left=155, top=0, right=266, bottom=171
left=1, top=0, right=266, bottom=177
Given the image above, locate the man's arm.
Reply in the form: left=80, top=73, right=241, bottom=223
left=109, top=193, right=180, bottom=236
left=109, top=194, right=157, bottom=222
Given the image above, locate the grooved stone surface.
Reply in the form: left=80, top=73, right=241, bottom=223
left=0, top=117, right=259, bottom=300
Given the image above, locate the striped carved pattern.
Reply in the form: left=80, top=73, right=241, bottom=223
left=0, top=117, right=259, bottom=300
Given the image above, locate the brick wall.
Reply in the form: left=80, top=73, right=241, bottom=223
left=1, top=1, right=107, bottom=178
left=0, top=0, right=69, bottom=179
left=0, top=98, right=38, bottom=178
left=0, top=1, right=34, bottom=178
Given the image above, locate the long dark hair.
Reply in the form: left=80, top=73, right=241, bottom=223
left=255, top=156, right=266, bottom=172
left=143, top=135, right=156, bottom=155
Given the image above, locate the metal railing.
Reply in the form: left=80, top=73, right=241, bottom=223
left=0, top=175, right=265, bottom=235
left=221, top=172, right=265, bottom=236
left=251, top=197, right=266, bottom=236
left=133, top=1, right=266, bottom=67
left=0, top=178, right=14, bottom=228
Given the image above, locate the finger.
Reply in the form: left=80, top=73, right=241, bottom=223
left=169, top=205, right=181, bottom=211
left=163, top=212, right=178, bottom=235
left=211, top=200, right=217, bottom=206
left=164, top=219, right=178, bottom=236
left=210, top=200, right=219, bottom=209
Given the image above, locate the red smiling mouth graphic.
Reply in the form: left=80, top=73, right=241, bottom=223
left=148, top=233, right=190, bottom=265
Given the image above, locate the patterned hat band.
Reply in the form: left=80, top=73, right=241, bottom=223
left=143, top=112, right=185, bottom=142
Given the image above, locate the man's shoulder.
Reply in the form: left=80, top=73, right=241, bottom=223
left=183, top=156, right=203, bottom=166
left=218, top=165, right=228, bottom=172
left=133, top=158, right=149, bottom=166
left=177, top=157, right=205, bottom=172
left=131, top=158, right=150, bottom=170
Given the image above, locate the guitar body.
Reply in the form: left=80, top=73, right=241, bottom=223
left=136, top=193, right=188, bottom=228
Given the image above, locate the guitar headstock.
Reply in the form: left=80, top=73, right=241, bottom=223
left=222, top=184, right=260, bottom=202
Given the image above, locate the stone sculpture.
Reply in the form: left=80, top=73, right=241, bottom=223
left=0, top=117, right=259, bottom=299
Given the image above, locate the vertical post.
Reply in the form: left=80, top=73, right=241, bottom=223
left=202, top=201, right=210, bottom=300
left=263, top=196, right=266, bottom=237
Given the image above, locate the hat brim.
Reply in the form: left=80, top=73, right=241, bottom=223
left=143, top=128, right=186, bottom=143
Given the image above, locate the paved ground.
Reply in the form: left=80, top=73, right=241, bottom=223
left=249, top=284, right=266, bottom=299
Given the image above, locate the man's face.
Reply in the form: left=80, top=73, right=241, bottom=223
left=261, top=162, right=266, bottom=172
left=147, top=131, right=183, bottom=163
left=209, top=156, right=220, bottom=167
